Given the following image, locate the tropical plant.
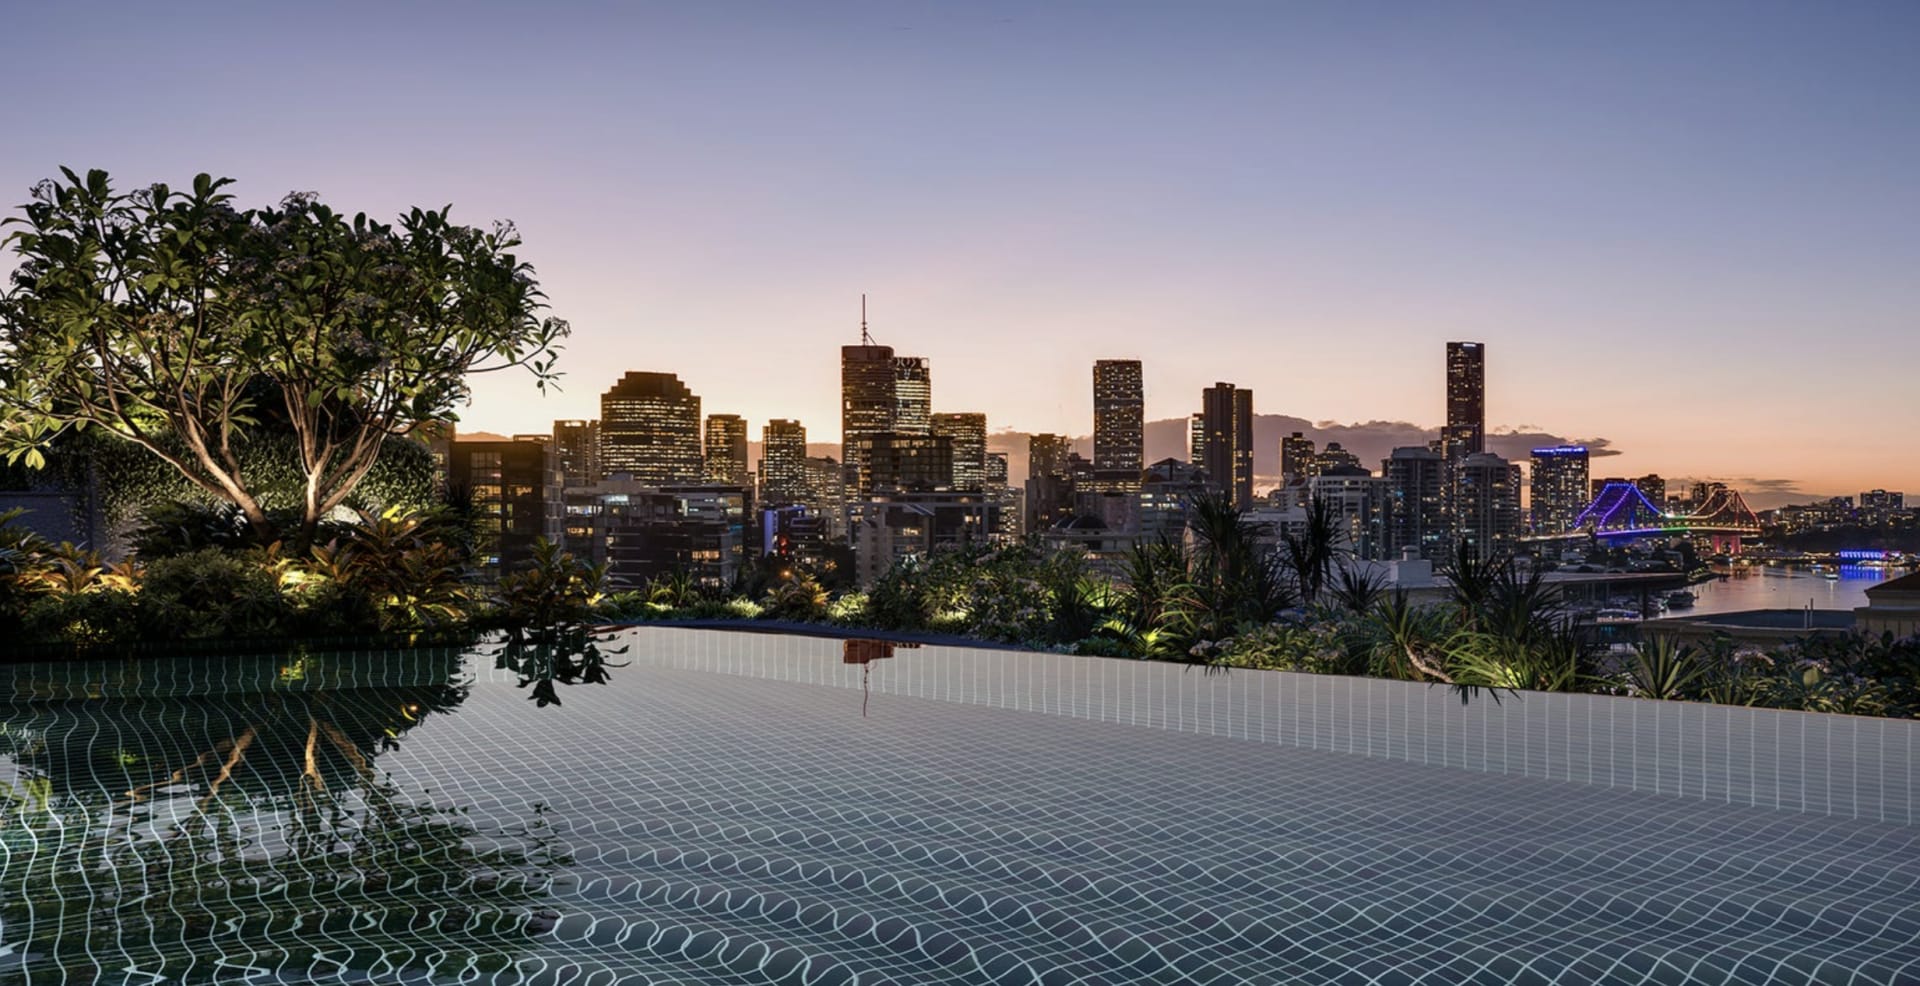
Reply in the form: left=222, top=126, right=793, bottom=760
left=490, top=537, right=608, bottom=643
left=1328, top=564, right=1388, bottom=615
left=0, top=168, right=567, bottom=541
left=1622, top=635, right=1707, bottom=701
left=1281, top=496, right=1344, bottom=607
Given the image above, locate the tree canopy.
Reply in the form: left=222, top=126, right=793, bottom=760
left=0, top=168, right=567, bottom=535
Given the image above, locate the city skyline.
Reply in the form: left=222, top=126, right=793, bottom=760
left=4, top=2, right=1916, bottom=501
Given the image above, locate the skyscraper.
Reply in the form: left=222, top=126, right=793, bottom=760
left=931, top=412, right=987, bottom=491
left=1443, top=341, right=1486, bottom=461
left=854, top=432, right=954, bottom=493
left=1280, top=432, right=1315, bottom=488
left=1026, top=433, right=1076, bottom=530
left=891, top=357, right=932, bottom=435
left=1529, top=445, right=1590, bottom=534
left=1188, top=414, right=1205, bottom=469
left=1092, top=359, right=1144, bottom=488
left=600, top=371, right=702, bottom=484
left=1201, top=382, right=1254, bottom=509
left=841, top=340, right=895, bottom=495
left=703, top=413, right=749, bottom=486
left=1383, top=446, right=1448, bottom=560
left=552, top=418, right=600, bottom=488
left=760, top=419, right=809, bottom=505
left=1456, top=452, right=1522, bottom=562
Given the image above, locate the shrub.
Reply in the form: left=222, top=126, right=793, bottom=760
left=21, top=588, right=140, bottom=646
left=137, top=548, right=293, bottom=640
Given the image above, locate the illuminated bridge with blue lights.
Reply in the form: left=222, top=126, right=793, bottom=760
left=1526, top=482, right=1761, bottom=550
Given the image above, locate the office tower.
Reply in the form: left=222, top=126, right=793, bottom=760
left=931, top=412, right=988, bottom=491
left=600, top=371, right=702, bottom=484
left=447, top=438, right=563, bottom=577
left=1027, top=433, right=1076, bottom=530
left=1456, top=452, right=1522, bottom=562
left=1189, top=415, right=1205, bottom=469
left=760, top=419, right=809, bottom=505
left=841, top=301, right=897, bottom=499
left=853, top=432, right=954, bottom=493
left=552, top=419, right=601, bottom=488
left=703, top=414, right=749, bottom=486
left=1383, top=446, right=1448, bottom=560
left=1443, top=341, right=1486, bottom=461
left=1281, top=432, right=1315, bottom=488
left=984, top=452, right=1009, bottom=489
left=1201, top=382, right=1253, bottom=509
left=804, top=456, right=848, bottom=538
left=1530, top=446, right=1591, bottom=534
left=891, top=357, right=932, bottom=435
left=1093, top=359, right=1144, bottom=486
left=1635, top=474, right=1667, bottom=508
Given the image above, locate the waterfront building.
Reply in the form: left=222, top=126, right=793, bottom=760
left=703, top=414, right=749, bottom=487
left=600, top=371, right=703, bottom=484
left=1530, top=445, right=1591, bottom=534
left=1636, top=474, right=1667, bottom=509
left=1201, top=382, right=1254, bottom=509
left=1383, top=446, right=1448, bottom=560
left=1093, top=359, right=1145, bottom=491
left=931, top=412, right=988, bottom=491
left=759, top=419, right=809, bottom=506
left=552, top=418, right=601, bottom=488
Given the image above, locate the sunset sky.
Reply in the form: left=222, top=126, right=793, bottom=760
left=4, top=1, right=1916, bottom=505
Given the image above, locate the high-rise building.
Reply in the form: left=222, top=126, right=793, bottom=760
left=841, top=329, right=897, bottom=498
left=1308, top=471, right=1391, bottom=560
left=931, top=412, right=988, bottom=491
left=853, top=432, right=954, bottom=493
left=1383, top=446, right=1447, bottom=560
left=447, top=438, right=563, bottom=577
left=891, top=357, right=932, bottom=435
left=760, top=419, right=809, bottom=505
left=1188, top=414, right=1205, bottom=470
left=1456, top=452, right=1522, bottom=562
left=1635, top=474, right=1667, bottom=508
left=1529, top=446, right=1590, bottom=534
left=1092, top=359, right=1144, bottom=487
left=600, top=371, right=702, bottom=484
left=552, top=419, right=600, bottom=488
left=1026, top=433, right=1076, bottom=530
left=1309, top=442, right=1364, bottom=478
left=984, top=452, right=1009, bottom=489
left=1443, top=341, right=1486, bottom=461
left=1280, top=432, right=1315, bottom=488
left=1201, top=383, right=1253, bottom=509
left=703, top=414, right=749, bottom=486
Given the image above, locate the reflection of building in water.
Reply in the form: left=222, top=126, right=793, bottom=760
left=842, top=638, right=922, bottom=664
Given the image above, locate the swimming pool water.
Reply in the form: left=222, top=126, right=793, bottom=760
left=1, top=629, right=1915, bottom=984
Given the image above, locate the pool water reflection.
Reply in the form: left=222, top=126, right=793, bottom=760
left=3, top=630, right=1917, bottom=984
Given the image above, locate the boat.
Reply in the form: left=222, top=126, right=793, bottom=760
left=1666, top=590, right=1695, bottom=609
left=1824, top=571, right=1839, bottom=581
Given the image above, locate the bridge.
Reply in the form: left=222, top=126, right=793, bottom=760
left=1527, top=482, right=1762, bottom=553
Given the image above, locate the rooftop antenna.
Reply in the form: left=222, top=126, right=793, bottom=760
left=860, top=293, right=873, bottom=345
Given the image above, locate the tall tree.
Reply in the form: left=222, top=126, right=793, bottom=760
left=0, top=169, right=566, bottom=537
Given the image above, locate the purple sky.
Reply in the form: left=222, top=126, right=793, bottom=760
left=4, top=1, right=1917, bottom=503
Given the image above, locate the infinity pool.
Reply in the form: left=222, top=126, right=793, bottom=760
left=1, top=629, right=1915, bottom=984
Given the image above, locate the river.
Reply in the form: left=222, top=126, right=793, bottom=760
left=1681, top=562, right=1902, bottom=617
